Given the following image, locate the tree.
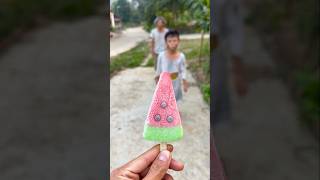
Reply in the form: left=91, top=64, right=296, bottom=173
left=185, top=0, right=210, bottom=63
left=112, top=0, right=131, bottom=23
left=142, top=0, right=186, bottom=29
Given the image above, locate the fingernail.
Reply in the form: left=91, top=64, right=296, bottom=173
left=159, top=150, right=170, bottom=161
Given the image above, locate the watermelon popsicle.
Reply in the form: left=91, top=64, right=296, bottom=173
left=143, top=72, right=183, bottom=149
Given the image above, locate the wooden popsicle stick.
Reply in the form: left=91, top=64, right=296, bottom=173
left=160, top=142, right=167, bottom=151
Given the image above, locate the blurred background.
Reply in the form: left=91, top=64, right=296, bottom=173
left=0, top=0, right=318, bottom=179
left=109, top=0, right=212, bottom=179
left=212, top=0, right=319, bottom=179
left=0, top=0, right=107, bottom=179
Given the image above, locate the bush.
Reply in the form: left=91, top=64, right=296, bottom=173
left=201, top=83, right=210, bottom=104
left=294, top=71, right=320, bottom=129
left=143, top=10, right=201, bottom=34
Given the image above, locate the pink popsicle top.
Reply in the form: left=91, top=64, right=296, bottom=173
left=146, top=72, right=181, bottom=127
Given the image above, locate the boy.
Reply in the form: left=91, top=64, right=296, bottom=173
left=149, top=16, right=169, bottom=70
left=155, top=30, right=188, bottom=103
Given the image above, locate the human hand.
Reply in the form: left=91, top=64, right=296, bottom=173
left=110, top=144, right=184, bottom=180
left=151, top=51, right=157, bottom=58
left=183, top=80, right=188, bottom=93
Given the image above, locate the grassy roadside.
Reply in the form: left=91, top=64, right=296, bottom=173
left=110, top=41, right=148, bottom=77
left=180, top=39, right=210, bottom=104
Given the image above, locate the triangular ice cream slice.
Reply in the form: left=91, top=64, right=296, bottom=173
left=143, top=72, right=183, bottom=142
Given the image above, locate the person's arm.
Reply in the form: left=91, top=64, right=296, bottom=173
left=155, top=55, right=162, bottom=84
left=149, top=30, right=155, bottom=56
left=149, top=38, right=155, bottom=55
left=180, top=55, right=188, bottom=92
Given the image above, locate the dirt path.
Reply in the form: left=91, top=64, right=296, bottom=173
left=110, top=27, right=149, bottom=57
left=0, top=16, right=107, bottom=180
left=213, top=27, right=319, bottom=180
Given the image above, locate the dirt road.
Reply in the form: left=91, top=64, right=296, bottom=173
left=110, top=27, right=148, bottom=57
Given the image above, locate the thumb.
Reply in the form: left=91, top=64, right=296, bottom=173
left=143, top=150, right=171, bottom=180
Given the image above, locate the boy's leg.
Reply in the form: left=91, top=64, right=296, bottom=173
left=176, top=99, right=183, bottom=117
left=154, top=54, right=158, bottom=71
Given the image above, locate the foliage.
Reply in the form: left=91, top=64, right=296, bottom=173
left=201, top=83, right=210, bottom=103
left=180, top=39, right=210, bottom=104
left=141, top=0, right=204, bottom=33
left=144, top=57, right=154, bottom=67
left=112, top=0, right=143, bottom=26
left=110, top=41, right=148, bottom=76
left=293, top=0, right=319, bottom=47
left=184, top=0, right=210, bottom=32
left=294, top=71, right=320, bottom=130
left=111, top=0, right=131, bottom=23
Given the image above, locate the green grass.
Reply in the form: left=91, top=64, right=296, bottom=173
left=110, top=41, right=148, bottom=76
left=180, top=39, right=211, bottom=104
left=144, top=57, right=154, bottom=67
left=294, top=71, right=320, bottom=135
left=201, top=83, right=210, bottom=104
left=180, top=40, right=203, bottom=59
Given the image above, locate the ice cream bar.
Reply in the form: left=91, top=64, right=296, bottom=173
left=143, top=72, right=183, bottom=142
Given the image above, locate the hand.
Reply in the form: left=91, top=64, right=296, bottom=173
left=151, top=51, right=157, bottom=58
left=183, top=80, right=188, bottom=93
left=155, top=76, right=160, bottom=84
left=111, top=144, right=184, bottom=180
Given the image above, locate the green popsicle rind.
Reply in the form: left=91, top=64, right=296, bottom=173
left=143, top=124, right=183, bottom=142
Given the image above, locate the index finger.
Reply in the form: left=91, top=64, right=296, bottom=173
left=125, top=144, right=173, bottom=173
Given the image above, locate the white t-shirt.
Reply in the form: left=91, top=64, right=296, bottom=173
left=150, top=28, right=169, bottom=54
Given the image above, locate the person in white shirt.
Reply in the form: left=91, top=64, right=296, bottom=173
left=149, top=16, right=169, bottom=70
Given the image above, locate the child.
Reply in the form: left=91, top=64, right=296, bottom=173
left=149, top=16, right=169, bottom=70
left=155, top=30, right=189, bottom=103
